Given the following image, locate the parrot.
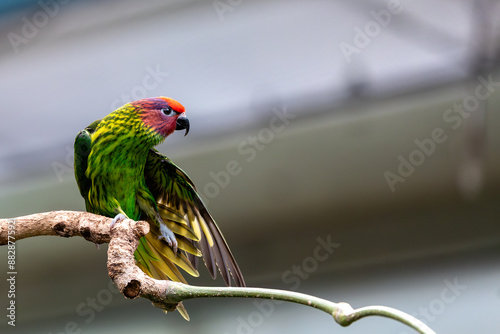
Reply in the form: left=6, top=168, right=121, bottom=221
left=74, top=96, right=245, bottom=320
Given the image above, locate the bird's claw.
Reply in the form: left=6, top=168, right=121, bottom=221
left=110, top=213, right=127, bottom=229
left=158, top=224, right=178, bottom=255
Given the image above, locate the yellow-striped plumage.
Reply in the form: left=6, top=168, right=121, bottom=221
left=74, top=97, right=245, bottom=320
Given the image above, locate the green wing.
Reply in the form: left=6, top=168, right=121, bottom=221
left=75, top=122, right=245, bottom=288
left=144, top=149, right=246, bottom=287
left=74, top=119, right=101, bottom=211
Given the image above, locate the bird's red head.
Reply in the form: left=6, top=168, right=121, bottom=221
left=131, top=97, right=189, bottom=138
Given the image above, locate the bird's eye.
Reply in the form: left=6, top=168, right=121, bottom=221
left=161, top=107, right=174, bottom=116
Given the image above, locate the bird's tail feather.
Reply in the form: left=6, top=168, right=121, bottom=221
left=134, top=227, right=202, bottom=320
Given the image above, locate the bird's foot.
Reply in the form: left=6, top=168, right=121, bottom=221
left=110, top=213, right=127, bottom=229
left=158, top=224, right=178, bottom=255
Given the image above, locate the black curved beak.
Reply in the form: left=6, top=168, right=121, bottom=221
left=176, top=114, right=190, bottom=136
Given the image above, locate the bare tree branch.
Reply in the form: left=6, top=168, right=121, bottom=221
left=0, top=210, right=113, bottom=245
left=0, top=211, right=437, bottom=334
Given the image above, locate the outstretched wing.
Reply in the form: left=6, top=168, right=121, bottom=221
left=74, top=119, right=101, bottom=211
left=144, top=149, right=245, bottom=287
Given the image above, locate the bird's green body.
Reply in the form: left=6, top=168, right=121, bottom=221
left=85, top=106, right=160, bottom=220
left=74, top=97, right=245, bottom=319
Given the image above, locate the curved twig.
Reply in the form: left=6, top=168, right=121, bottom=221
left=0, top=211, right=436, bottom=334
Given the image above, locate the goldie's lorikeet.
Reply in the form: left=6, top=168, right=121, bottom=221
left=74, top=97, right=245, bottom=319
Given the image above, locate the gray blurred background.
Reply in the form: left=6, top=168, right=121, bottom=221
left=1, top=0, right=500, bottom=333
